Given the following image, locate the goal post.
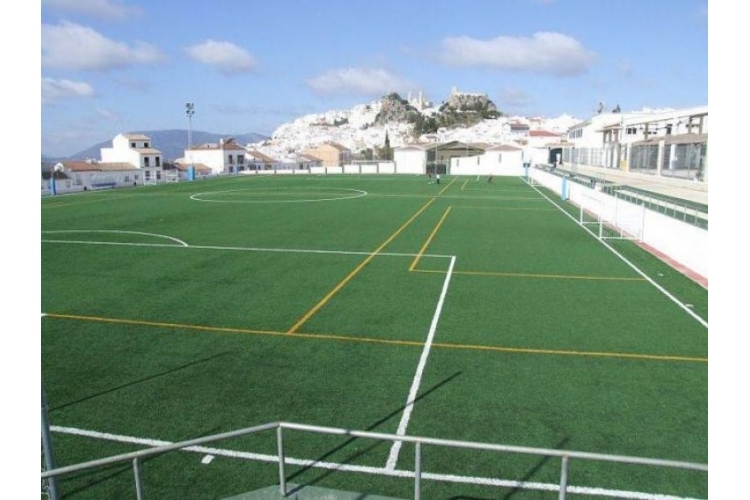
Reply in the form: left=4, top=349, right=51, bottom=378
left=578, top=190, right=644, bottom=241
left=166, top=170, right=180, bottom=183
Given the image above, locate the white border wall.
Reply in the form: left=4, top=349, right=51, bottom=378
left=530, top=169, right=707, bottom=280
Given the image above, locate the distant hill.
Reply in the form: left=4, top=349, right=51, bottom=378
left=67, top=130, right=269, bottom=161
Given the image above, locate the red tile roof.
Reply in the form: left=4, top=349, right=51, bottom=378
left=529, top=130, right=561, bottom=137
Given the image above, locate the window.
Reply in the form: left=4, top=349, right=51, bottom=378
left=155, top=157, right=161, bottom=167
left=144, top=157, right=150, bottom=167
left=144, top=142, right=149, bottom=148
left=238, top=155, right=244, bottom=164
left=228, top=155, right=234, bottom=164
left=131, top=142, right=136, bottom=148
left=626, top=127, right=638, bottom=135
left=568, top=129, right=583, bottom=139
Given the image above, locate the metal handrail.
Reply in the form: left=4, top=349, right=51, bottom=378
left=41, top=421, right=707, bottom=500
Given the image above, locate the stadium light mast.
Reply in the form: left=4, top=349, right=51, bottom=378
left=185, top=102, right=195, bottom=151
left=185, top=102, right=195, bottom=179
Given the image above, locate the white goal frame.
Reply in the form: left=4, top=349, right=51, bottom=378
left=578, top=190, right=644, bottom=241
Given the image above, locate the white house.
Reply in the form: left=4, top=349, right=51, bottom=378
left=393, top=144, right=427, bottom=174
left=184, top=138, right=247, bottom=175
left=43, top=133, right=166, bottom=193
left=244, top=150, right=281, bottom=171
left=451, top=144, right=524, bottom=177
left=525, top=130, right=563, bottom=165
left=100, top=133, right=163, bottom=170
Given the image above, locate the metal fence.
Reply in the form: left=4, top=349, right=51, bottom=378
left=41, top=421, right=707, bottom=500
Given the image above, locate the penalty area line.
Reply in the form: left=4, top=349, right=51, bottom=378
left=385, top=255, right=456, bottom=471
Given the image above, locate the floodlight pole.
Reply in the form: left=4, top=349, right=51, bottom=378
left=186, top=102, right=195, bottom=151
left=186, top=102, right=195, bottom=180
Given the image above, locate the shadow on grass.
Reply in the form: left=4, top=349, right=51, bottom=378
left=286, top=371, right=462, bottom=496
left=57, top=453, right=164, bottom=498
left=49, top=352, right=233, bottom=412
left=499, top=436, right=570, bottom=500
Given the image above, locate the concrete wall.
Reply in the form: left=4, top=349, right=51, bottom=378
left=530, top=168, right=707, bottom=280
left=451, top=150, right=524, bottom=176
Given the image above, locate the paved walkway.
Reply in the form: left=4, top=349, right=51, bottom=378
left=223, top=483, right=404, bottom=499
left=556, top=165, right=708, bottom=206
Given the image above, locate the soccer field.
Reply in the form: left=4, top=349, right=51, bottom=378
left=41, top=174, right=708, bottom=499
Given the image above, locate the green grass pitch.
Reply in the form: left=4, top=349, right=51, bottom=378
left=41, top=174, right=707, bottom=499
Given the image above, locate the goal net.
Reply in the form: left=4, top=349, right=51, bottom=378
left=166, top=170, right=180, bottom=183
left=578, top=190, right=644, bottom=241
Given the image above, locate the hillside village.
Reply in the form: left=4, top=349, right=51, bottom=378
left=249, top=87, right=579, bottom=163
left=42, top=87, right=708, bottom=195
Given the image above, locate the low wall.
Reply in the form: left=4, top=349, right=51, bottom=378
left=531, top=169, right=707, bottom=281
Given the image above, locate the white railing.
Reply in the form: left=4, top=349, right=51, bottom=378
left=41, top=421, right=707, bottom=500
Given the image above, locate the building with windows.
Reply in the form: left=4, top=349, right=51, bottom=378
left=561, top=106, right=708, bottom=182
left=100, top=133, right=163, bottom=170
left=184, top=137, right=246, bottom=175
left=302, top=142, right=351, bottom=167
left=44, top=133, right=166, bottom=192
left=244, top=150, right=280, bottom=171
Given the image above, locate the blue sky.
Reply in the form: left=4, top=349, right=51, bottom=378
left=40, top=0, right=708, bottom=157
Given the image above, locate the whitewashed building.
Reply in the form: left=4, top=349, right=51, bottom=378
left=451, top=144, right=524, bottom=176
left=393, top=144, right=428, bottom=174
left=43, top=133, right=166, bottom=193
left=524, top=130, right=563, bottom=165
left=184, top=138, right=247, bottom=175
left=100, top=133, right=163, bottom=170
left=561, top=106, right=708, bottom=182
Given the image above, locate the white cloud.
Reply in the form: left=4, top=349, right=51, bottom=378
left=42, top=0, right=143, bottom=21
left=306, top=67, right=411, bottom=97
left=184, top=40, right=258, bottom=75
left=438, top=32, right=596, bottom=76
left=95, top=107, right=121, bottom=121
left=42, top=77, right=95, bottom=103
left=42, top=21, right=165, bottom=71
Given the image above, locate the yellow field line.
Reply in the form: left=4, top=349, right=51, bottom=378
left=410, top=206, right=452, bottom=271
left=412, top=269, right=647, bottom=281
left=438, top=177, right=458, bottom=195
left=286, top=197, right=438, bottom=334
left=43, top=313, right=707, bottom=363
left=42, top=195, right=139, bottom=209
left=431, top=341, right=707, bottom=363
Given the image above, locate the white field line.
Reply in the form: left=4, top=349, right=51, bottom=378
left=190, top=188, right=367, bottom=203
left=50, top=425, right=704, bottom=500
left=385, top=255, right=456, bottom=471
left=527, top=181, right=708, bottom=329
left=42, top=230, right=188, bottom=247
left=40, top=237, right=453, bottom=260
